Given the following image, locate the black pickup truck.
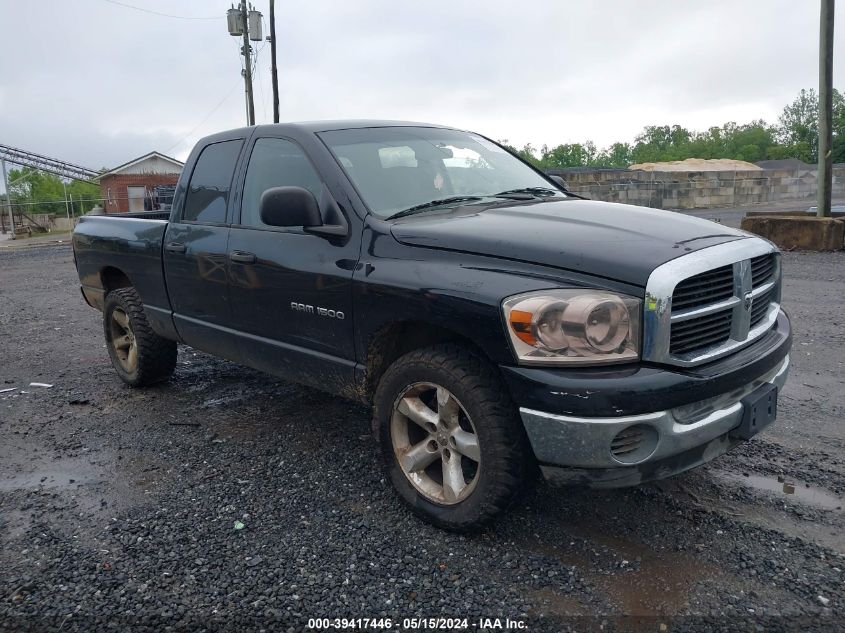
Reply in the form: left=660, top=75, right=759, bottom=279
left=72, top=121, right=791, bottom=530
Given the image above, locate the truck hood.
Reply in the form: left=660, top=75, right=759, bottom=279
left=390, top=199, right=749, bottom=287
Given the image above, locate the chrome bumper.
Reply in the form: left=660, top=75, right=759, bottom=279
left=519, top=355, right=789, bottom=470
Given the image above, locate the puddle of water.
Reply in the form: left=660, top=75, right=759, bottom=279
left=202, top=394, right=246, bottom=408
left=518, top=521, right=720, bottom=617
left=716, top=471, right=843, bottom=510
left=576, top=531, right=715, bottom=617
left=0, top=459, right=104, bottom=492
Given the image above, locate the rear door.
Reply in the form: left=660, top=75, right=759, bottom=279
left=226, top=135, right=359, bottom=392
left=164, top=138, right=245, bottom=361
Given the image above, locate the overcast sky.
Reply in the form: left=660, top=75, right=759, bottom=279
left=1, top=0, right=844, bottom=170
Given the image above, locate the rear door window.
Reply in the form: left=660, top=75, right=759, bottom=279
left=182, top=139, right=243, bottom=223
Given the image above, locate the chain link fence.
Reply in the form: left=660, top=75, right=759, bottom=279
left=1, top=196, right=111, bottom=236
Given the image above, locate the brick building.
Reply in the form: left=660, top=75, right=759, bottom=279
left=98, top=152, right=184, bottom=213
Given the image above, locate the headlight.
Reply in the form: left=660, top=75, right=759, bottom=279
left=502, top=289, right=641, bottom=365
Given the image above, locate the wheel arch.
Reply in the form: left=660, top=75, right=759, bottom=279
left=363, top=320, right=496, bottom=403
left=100, top=266, right=133, bottom=296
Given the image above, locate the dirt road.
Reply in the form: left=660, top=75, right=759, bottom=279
left=0, top=244, right=842, bottom=632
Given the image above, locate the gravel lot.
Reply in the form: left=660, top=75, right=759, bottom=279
left=0, top=242, right=843, bottom=632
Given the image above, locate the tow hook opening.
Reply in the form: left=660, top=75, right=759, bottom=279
left=610, top=424, right=659, bottom=465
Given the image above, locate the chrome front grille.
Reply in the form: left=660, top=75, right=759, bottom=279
left=643, top=239, right=781, bottom=367
left=669, top=308, right=732, bottom=355
left=670, top=264, right=734, bottom=310
left=750, top=253, right=775, bottom=287
left=750, top=284, right=774, bottom=328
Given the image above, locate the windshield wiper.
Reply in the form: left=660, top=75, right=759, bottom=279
left=494, top=187, right=560, bottom=198
left=386, top=196, right=483, bottom=220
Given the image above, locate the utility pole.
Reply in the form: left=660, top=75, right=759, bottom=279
left=228, top=3, right=263, bottom=126
left=241, top=1, right=255, bottom=126
left=1, top=159, right=14, bottom=237
left=817, top=0, right=835, bottom=218
left=269, top=0, right=279, bottom=123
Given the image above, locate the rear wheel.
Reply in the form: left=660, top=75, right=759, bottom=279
left=103, top=287, right=177, bottom=387
left=373, top=344, right=532, bottom=531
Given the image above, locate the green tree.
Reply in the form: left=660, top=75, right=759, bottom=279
left=498, top=140, right=541, bottom=166
left=777, top=88, right=819, bottom=162
left=494, top=88, right=843, bottom=169
left=540, top=141, right=598, bottom=168
left=775, top=87, right=845, bottom=163
left=686, top=120, right=778, bottom=162
left=630, top=125, right=693, bottom=163
left=830, top=89, right=845, bottom=163
left=7, top=167, right=99, bottom=215
left=597, top=142, right=633, bottom=167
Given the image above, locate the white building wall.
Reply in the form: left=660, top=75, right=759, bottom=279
left=118, top=156, right=182, bottom=175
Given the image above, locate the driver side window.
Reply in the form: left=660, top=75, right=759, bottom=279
left=240, top=138, right=322, bottom=228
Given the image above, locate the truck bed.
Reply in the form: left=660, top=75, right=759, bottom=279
left=72, top=213, right=171, bottom=314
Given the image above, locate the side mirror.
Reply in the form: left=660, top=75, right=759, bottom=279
left=549, top=175, right=568, bottom=190
left=260, top=186, right=323, bottom=228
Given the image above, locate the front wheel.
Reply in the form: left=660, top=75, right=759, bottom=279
left=103, top=287, right=177, bottom=387
left=373, top=344, right=532, bottom=531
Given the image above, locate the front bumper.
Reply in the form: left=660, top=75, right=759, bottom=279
left=511, top=310, right=791, bottom=488
left=501, top=310, right=791, bottom=417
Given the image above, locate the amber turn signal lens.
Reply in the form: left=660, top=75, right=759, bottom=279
left=509, top=309, right=536, bottom=345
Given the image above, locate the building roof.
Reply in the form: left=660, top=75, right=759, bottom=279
left=755, top=159, right=812, bottom=170
left=97, top=151, right=184, bottom=179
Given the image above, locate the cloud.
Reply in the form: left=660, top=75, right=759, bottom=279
left=0, top=0, right=842, bottom=170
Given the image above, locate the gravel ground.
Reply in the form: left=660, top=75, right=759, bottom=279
left=0, top=243, right=843, bottom=632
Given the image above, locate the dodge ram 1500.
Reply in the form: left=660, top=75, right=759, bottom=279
left=72, top=121, right=791, bottom=530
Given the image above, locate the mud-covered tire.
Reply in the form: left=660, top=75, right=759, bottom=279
left=373, top=343, right=533, bottom=531
left=103, top=287, right=177, bottom=387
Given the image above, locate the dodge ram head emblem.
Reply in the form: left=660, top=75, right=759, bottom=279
left=743, top=291, right=753, bottom=311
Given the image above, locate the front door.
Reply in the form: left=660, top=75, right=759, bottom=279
left=226, top=136, right=359, bottom=392
left=163, top=138, right=245, bottom=362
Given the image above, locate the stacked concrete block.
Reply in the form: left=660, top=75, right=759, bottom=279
left=551, top=165, right=845, bottom=210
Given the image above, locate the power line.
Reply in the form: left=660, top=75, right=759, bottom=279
left=252, top=25, right=269, bottom=123
left=163, top=81, right=242, bottom=155
left=256, top=57, right=267, bottom=123
left=98, top=0, right=220, bottom=20
left=129, top=52, right=261, bottom=157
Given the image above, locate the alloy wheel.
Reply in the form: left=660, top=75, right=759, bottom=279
left=390, top=382, right=481, bottom=505
left=109, top=308, right=138, bottom=372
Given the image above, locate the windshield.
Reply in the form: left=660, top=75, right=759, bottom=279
left=318, top=126, right=565, bottom=218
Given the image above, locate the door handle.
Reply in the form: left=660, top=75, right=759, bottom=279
left=165, top=242, right=186, bottom=254
left=229, top=250, right=257, bottom=264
